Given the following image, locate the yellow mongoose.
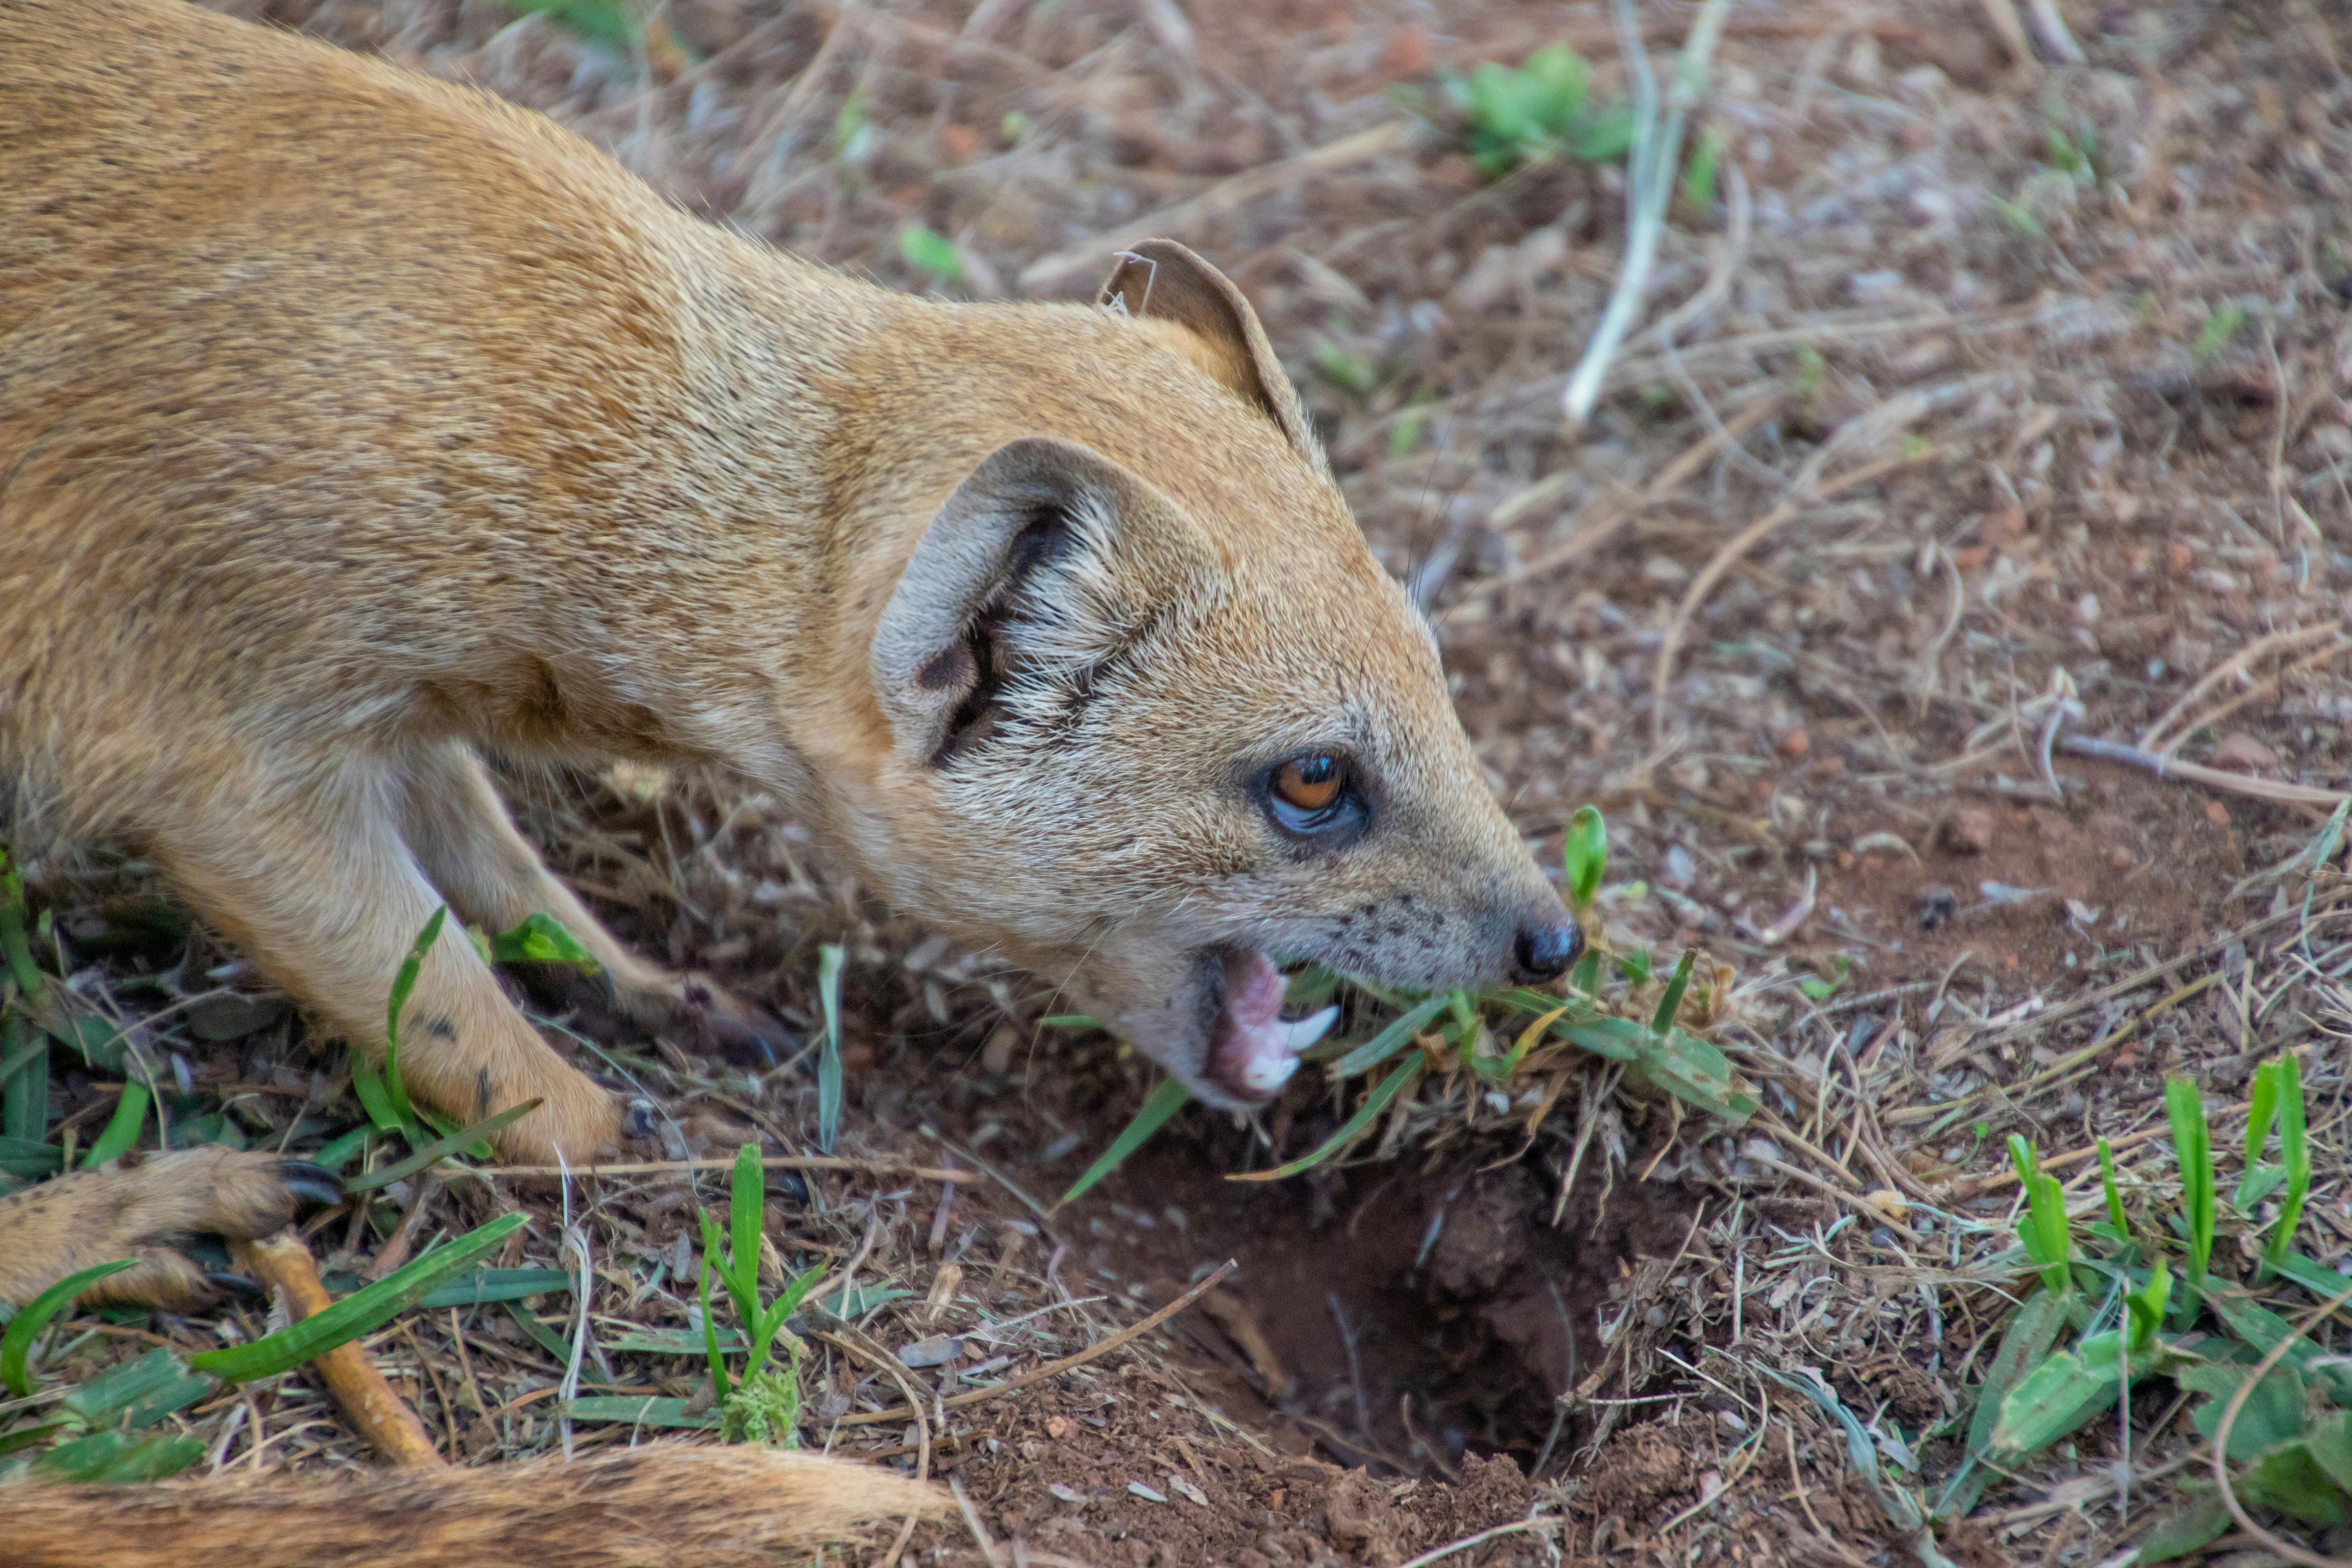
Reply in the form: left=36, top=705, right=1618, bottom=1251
left=1, top=0, right=1577, bottom=1546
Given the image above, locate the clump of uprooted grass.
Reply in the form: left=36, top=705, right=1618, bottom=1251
left=1055, top=804, right=1758, bottom=1207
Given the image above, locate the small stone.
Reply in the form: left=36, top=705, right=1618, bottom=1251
left=2208, top=732, right=2280, bottom=775
left=2206, top=800, right=2233, bottom=827
left=186, top=992, right=289, bottom=1042
left=1942, top=808, right=1996, bottom=855
left=980, top=1022, right=1020, bottom=1075
left=1777, top=728, right=1810, bottom=760
left=1045, top=1417, right=1073, bottom=1440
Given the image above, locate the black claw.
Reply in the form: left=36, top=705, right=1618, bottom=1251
left=202, top=1268, right=266, bottom=1300
left=275, top=1159, right=345, bottom=1207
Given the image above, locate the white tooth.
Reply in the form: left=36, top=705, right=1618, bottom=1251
left=1278, top=1004, right=1341, bottom=1052
left=1241, top=1051, right=1302, bottom=1094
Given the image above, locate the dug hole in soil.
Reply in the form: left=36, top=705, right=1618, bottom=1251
left=982, top=1049, right=1693, bottom=1473
left=847, top=1014, right=1705, bottom=1568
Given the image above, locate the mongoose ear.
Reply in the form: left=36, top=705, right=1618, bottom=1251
left=873, top=438, right=1159, bottom=766
left=1097, top=239, right=1322, bottom=468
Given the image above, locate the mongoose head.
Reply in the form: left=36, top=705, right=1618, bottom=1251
left=855, top=242, right=1579, bottom=1110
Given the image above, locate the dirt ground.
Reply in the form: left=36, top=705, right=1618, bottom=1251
left=12, top=0, right=2352, bottom=1563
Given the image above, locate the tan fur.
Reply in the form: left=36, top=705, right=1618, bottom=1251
left=6, top=1442, right=944, bottom=1566
left=0, top=1148, right=327, bottom=1307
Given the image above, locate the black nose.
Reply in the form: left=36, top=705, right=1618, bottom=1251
left=1513, top=916, right=1583, bottom=983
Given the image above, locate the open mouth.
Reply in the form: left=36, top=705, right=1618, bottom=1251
left=1205, top=949, right=1340, bottom=1103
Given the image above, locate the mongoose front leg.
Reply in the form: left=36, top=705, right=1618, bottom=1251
left=0, top=1148, right=341, bottom=1309
left=393, top=740, right=792, bottom=1066
left=145, top=756, right=623, bottom=1163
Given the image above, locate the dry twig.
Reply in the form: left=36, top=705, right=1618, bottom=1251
left=233, top=1230, right=445, bottom=1469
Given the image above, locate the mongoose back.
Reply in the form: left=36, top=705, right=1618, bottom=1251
left=0, top=0, right=1583, bottom=1549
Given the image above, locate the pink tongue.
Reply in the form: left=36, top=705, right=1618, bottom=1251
left=1210, top=952, right=1295, bottom=1100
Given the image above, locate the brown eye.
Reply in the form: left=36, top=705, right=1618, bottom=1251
left=1274, top=756, right=1342, bottom=814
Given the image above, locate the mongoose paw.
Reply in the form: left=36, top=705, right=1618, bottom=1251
left=0, top=1148, right=343, bottom=1311
left=670, top=974, right=793, bottom=1069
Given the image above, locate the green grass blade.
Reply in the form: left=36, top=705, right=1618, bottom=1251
left=2027, top=1172, right=2072, bottom=1295
left=558, top=1395, right=720, bottom=1430
left=0, top=1133, right=64, bottom=1178
left=32, top=1431, right=205, bottom=1484
left=0, top=1027, right=47, bottom=1101
left=1558, top=1014, right=1642, bottom=1061
left=1328, top=993, right=1448, bottom=1080
left=3, top=1261, right=136, bottom=1396
left=2126, top=1259, right=2171, bottom=1352
left=607, top=1326, right=748, bottom=1355
left=1631, top=1024, right=1758, bottom=1121
left=746, top=1293, right=798, bottom=1382
left=1229, top=1058, right=1424, bottom=1183
left=1934, top=1286, right=2069, bottom=1518
left=501, top=1298, right=576, bottom=1361
left=2266, top=1051, right=2309, bottom=1275
left=775, top=1263, right=830, bottom=1320
left=79, top=1081, right=150, bottom=1169
left=1648, top=950, right=1696, bottom=1034
left=2008, top=1133, right=2036, bottom=1188
left=2238, top=1056, right=2281, bottom=1212
left=487, top=912, right=603, bottom=974
left=0, top=852, right=47, bottom=1000
left=340, top=1098, right=539, bottom=1192
left=727, top=1140, right=763, bottom=1327
left=415, top=1268, right=573, bottom=1310
left=348, top=1056, right=407, bottom=1138
left=2272, top=1250, right=2352, bottom=1301
left=815, top=943, right=845, bottom=1155
left=1060, top=1076, right=1190, bottom=1208
left=2007, top=1139, right=2071, bottom=1295
left=2097, top=1137, right=2127, bottom=1238
left=2134, top=1494, right=2231, bottom=1563
left=2, top=1012, right=49, bottom=1145
left=2165, top=1075, right=2214, bottom=1308
left=383, top=906, right=449, bottom=1128
left=698, top=1253, right=730, bottom=1400
left=188, top=1213, right=524, bottom=1382
left=1562, top=805, right=1607, bottom=910
left=59, top=1346, right=211, bottom=1430
left=1991, top=1329, right=2128, bottom=1455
